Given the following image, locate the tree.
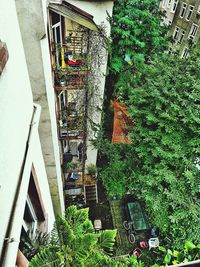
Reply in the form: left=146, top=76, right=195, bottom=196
left=116, top=52, right=200, bottom=245
left=30, top=206, right=142, bottom=267
left=108, top=0, right=168, bottom=74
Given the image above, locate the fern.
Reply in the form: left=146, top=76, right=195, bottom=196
left=30, top=247, right=60, bottom=267
left=20, top=229, right=49, bottom=260
left=97, top=230, right=117, bottom=255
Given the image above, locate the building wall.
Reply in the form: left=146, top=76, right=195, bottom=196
left=0, top=0, right=55, bottom=265
left=15, top=0, right=65, bottom=215
left=0, top=0, right=33, bottom=259
left=169, top=0, right=200, bottom=55
left=160, top=0, right=200, bottom=55
left=67, top=0, right=113, bottom=167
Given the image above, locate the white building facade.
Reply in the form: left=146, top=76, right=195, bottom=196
left=0, top=0, right=64, bottom=266
left=0, top=0, right=113, bottom=265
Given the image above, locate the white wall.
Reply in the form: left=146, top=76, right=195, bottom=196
left=15, top=0, right=65, bottom=215
left=0, top=0, right=33, bottom=257
left=0, top=0, right=55, bottom=263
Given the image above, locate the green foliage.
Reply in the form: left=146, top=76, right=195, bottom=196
left=100, top=151, right=135, bottom=197
left=123, top=53, right=200, bottom=245
left=157, top=241, right=200, bottom=266
left=109, top=0, right=168, bottom=74
left=30, top=247, right=60, bottom=267
left=98, top=52, right=200, bottom=247
left=86, top=163, right=97, bottom=175
left=97, top=229, right=117, bottom=255
left=20, top=229, right=50, bottom=260
left=30, top=206, right=119, bottom=267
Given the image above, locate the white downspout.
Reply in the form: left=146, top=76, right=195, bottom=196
left=1, top=104, right=41, bottom=267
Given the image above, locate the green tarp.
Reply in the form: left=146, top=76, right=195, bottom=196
left=127, top=202, right=149, bottom=231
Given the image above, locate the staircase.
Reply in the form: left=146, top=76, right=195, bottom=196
left=84, top=184, right=98, bottom=203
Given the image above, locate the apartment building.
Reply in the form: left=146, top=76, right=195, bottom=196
left=160, top=0, right=200, bottom=57
left=47, top=0, right=113, bottom=206
left=0, top=0, right=61, bottom=266
left=0, top=1, right=113, bottom=265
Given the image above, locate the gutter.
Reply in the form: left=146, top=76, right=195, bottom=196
left=1, top=104, right=41, bottom=267
left=169, top=260, right=200, bottom=267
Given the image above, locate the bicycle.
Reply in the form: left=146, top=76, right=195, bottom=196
left=123, top=221, right=136, bottom=244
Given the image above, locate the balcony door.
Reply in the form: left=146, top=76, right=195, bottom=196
left=52, top=15, right=62, bottom=67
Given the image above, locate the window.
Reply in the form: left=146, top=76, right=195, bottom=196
left=167, top=0, right=172, bottom=8
left=23, top=171, right=46, bottom=234
left=173, top=26, right=180, bottom=39
left=23, top=196, right=38, bottom=233
left=171, top=0, right=179, bottom=13
left=186, top=5, right=194, bottom=21
left=181, top=47, right=189, bottom=58
left=188, top=24, right=199, bottom=40
left=178, top=29, right=185, bottom=43
left=58, top=91, right=67, bottom=113
left=168, top=47, right=173, bottom=54
left=162, top=0, right=168, bottom=8
left=179, top=3, right=187, bottom=18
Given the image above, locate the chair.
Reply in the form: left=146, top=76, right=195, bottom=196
left=148, top=237, right=159, bottom=250
left=94, top=219, right=102, bottom=231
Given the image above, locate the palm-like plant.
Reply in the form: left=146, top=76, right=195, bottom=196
left=20, top=229, right=50, bottom=261
left=30, top=206, right=117, bottom=267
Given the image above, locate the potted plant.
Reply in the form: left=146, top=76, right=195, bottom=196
left=86, top=163, right=97, bottom=177
left=56, top=68, right=67, bottom=86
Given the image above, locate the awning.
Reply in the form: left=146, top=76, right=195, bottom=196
left=112, top=100, right=133, bottom=144
left=49, top=3, right=98, bottom=31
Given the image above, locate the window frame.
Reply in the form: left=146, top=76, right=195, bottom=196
left=181, top=47, right=189, bottom=58
left=173, top=26, right=180, bottom=40
left=186, top=5, right=194, bottom=21
left=178, top=29, right=185, bottom=43
left=167, top=0, right=172, bottom=8
left=188, top=23, right=199, bottom=40
left=179, top=2, right=187, bottom=18
left=171, top=0, right=179, bottom=13
left=162, top=0, right=168, bottom=8
left=197, top=5, right=200, bottom=14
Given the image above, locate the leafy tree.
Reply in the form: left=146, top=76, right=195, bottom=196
left=30, top=206, right=142, bottom=267
left=108, top=0, right=168, bottom=74
left=116, top=52, right=200, bottom=245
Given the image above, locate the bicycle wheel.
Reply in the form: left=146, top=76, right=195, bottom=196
left=123, top=221, right=131, bottom=230
left=128, top=233, right=136, bottom=244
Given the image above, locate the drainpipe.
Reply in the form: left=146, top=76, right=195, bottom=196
left=169, top=260, right=200, bottom=267
left=1, top=104, right=41, bottom=267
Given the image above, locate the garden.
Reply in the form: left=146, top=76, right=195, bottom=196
left=23, top=0, right=200, bottom=266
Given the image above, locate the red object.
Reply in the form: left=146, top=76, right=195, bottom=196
left=133, top=249, right=141, bottom=258
left=112, top=100, right=134, bottom=144
left=139, top=240, right=148, bottom=249
left=68, top=59, right=81, bottom=65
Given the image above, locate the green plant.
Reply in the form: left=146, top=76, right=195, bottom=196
left=19, top=229, right=49, bottom=261
left=30, top=206, right=118, bottom=267
left=98, top=51, right=200, bottom=246
left=108, top=0, right=168, bottom=74
left=86, top=163, right=97, bottom=175
left=157, top=241, right=200, bottom=266
left=63, top=162, right=78, bottom=171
